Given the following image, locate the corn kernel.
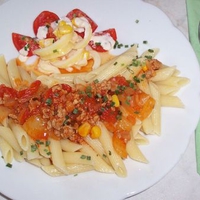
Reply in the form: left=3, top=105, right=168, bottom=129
left=111, top=94, right=120, bottom=107
left=78, top=122, right=91, bottom=137
left=90, top=125, right=101, bottom=139
left=142, top=65, right=148, bottom=71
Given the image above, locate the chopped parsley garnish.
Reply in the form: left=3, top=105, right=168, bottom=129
left=85, top=86, right=92, bottom=97
left=45, top=98, right=52, bottom=106
left=24, top=44, right=30, bottom=51
left=129, top=82, right=135, bottom=89
left=72, top=108, right=79, bottom=114
left=53, top=49, right=58, bottom=53
left=80, top=155, right=91, bottom=160
left=131, top=59, right=141, bottom=67
left=45, top=140, right=51, bottom=147
left=110, top=101, right=115, bottom=107
left=6, top=163, right=12, bottom=168
left=93, top=79, right=99, bottom=84
left=103, top=154, right=107, bottom=158
left=133, top=76, right=141, bottom=83
left=63, top=115, right=70, bottom=125
left=148, top=49, right=154, bottom=53
left=95, top=42, right=101, bottom=46
left=145, top=55, right=153, bottom=60
left=36, top=140, right=44, bottom=145
left=31, top=144, right=38, bottom=152
left=116, top=111, right=122, bottom=120
left=102, top=96, right=108, bottom=103
left=141, top=73, right=146, bottom=79
left=44, top=149, right=51, bottom=156
left=135, top=19, right=139, bottom=23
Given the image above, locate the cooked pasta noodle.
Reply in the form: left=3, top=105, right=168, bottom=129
left=0, top=137, right=14, bottom=164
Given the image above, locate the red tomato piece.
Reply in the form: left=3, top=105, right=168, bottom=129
left=18, top=80, right=41, bottom=103
left=100, top=107, right=118, bottom=125
left=0, top=84, right=17, bottom=98
left=110, top=75, right=128, bottom=86
left=66, top=8, right=98, bottom=33
left=88, top=28, right=117, bottom=52
left=33, top=10, right=59, bottom=37
left=12, top=33, right=39, bottom=56
left=61, top=84, right=72, bottom=92
left=84, top=97, right=100, bottom=115
left=18, top=107, right=31, bottom=125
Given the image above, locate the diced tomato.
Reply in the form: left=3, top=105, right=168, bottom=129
left=110, top=75, right=128, bottom=86
left=33, top=10, right=59, bottom=37
left=0, top=84, right=17, bottom=98
left=42, top=87, right=53, bottom=101
left=100, top=107, right=118, bottom=124
left=18, top=80, right=41, bottom=103
left=61, top=84, right=72, bottom=92
left=66, top=8, right=98, bottom=33
left=112, top=133, right=128, bottom=159
left=12, top=33, right=39, bottom=56
left=18, top=107, right=31, bottom=125
left=84, top=97, right=100, bottom=115
left=89, top=28, right=117, bottom=52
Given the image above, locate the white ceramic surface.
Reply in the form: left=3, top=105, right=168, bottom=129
left=0, top=0, right=200, bottom=200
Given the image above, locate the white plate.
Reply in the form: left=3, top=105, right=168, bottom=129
left=0, top=0, right=200, bottom=200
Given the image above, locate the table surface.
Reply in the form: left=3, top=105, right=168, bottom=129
left=0, top=0, right=199, bottom=200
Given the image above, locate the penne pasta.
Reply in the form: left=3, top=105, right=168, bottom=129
left=0, top=54, right=11, bottom=86
left=142, top=116, right=154, bottom=135
left=160, top=95, right=185, bottom=108
left=98, top=122, right=127, bottom=177
left=156, top=84, right=179, bottom=95
left=80, top=144, right=114, bottom=174
left=0, top=126, right=22, bottom=153
left=26, top=138, right=41, bottom=160
left=8, top=120, right=30, bottom=151
left=149, top=82, right=161, bottom=135
left=84, top=135, right=110, bottom=164
left=63, top=152, right=93, bottom=165
left=126, top=138, right=148, bottom=163
left=60, top=139, right=82, bottom=152
left=41, top=165, right=64, bottom=177
left=0, top=136, right=14, bottom=164
left=13, top=150, right=25, bottom=162
left=49, top=138, right=70, bottom=175
left=156, top=76, right=190, bottom=87
left=39, top=158, right=51, bottom=166
left=7, top=58, right=22, bottom=89
left=150, top=66, right=176, bottom=82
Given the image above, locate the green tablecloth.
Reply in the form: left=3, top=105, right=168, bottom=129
left=186, top=0, right=200, bottom=174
